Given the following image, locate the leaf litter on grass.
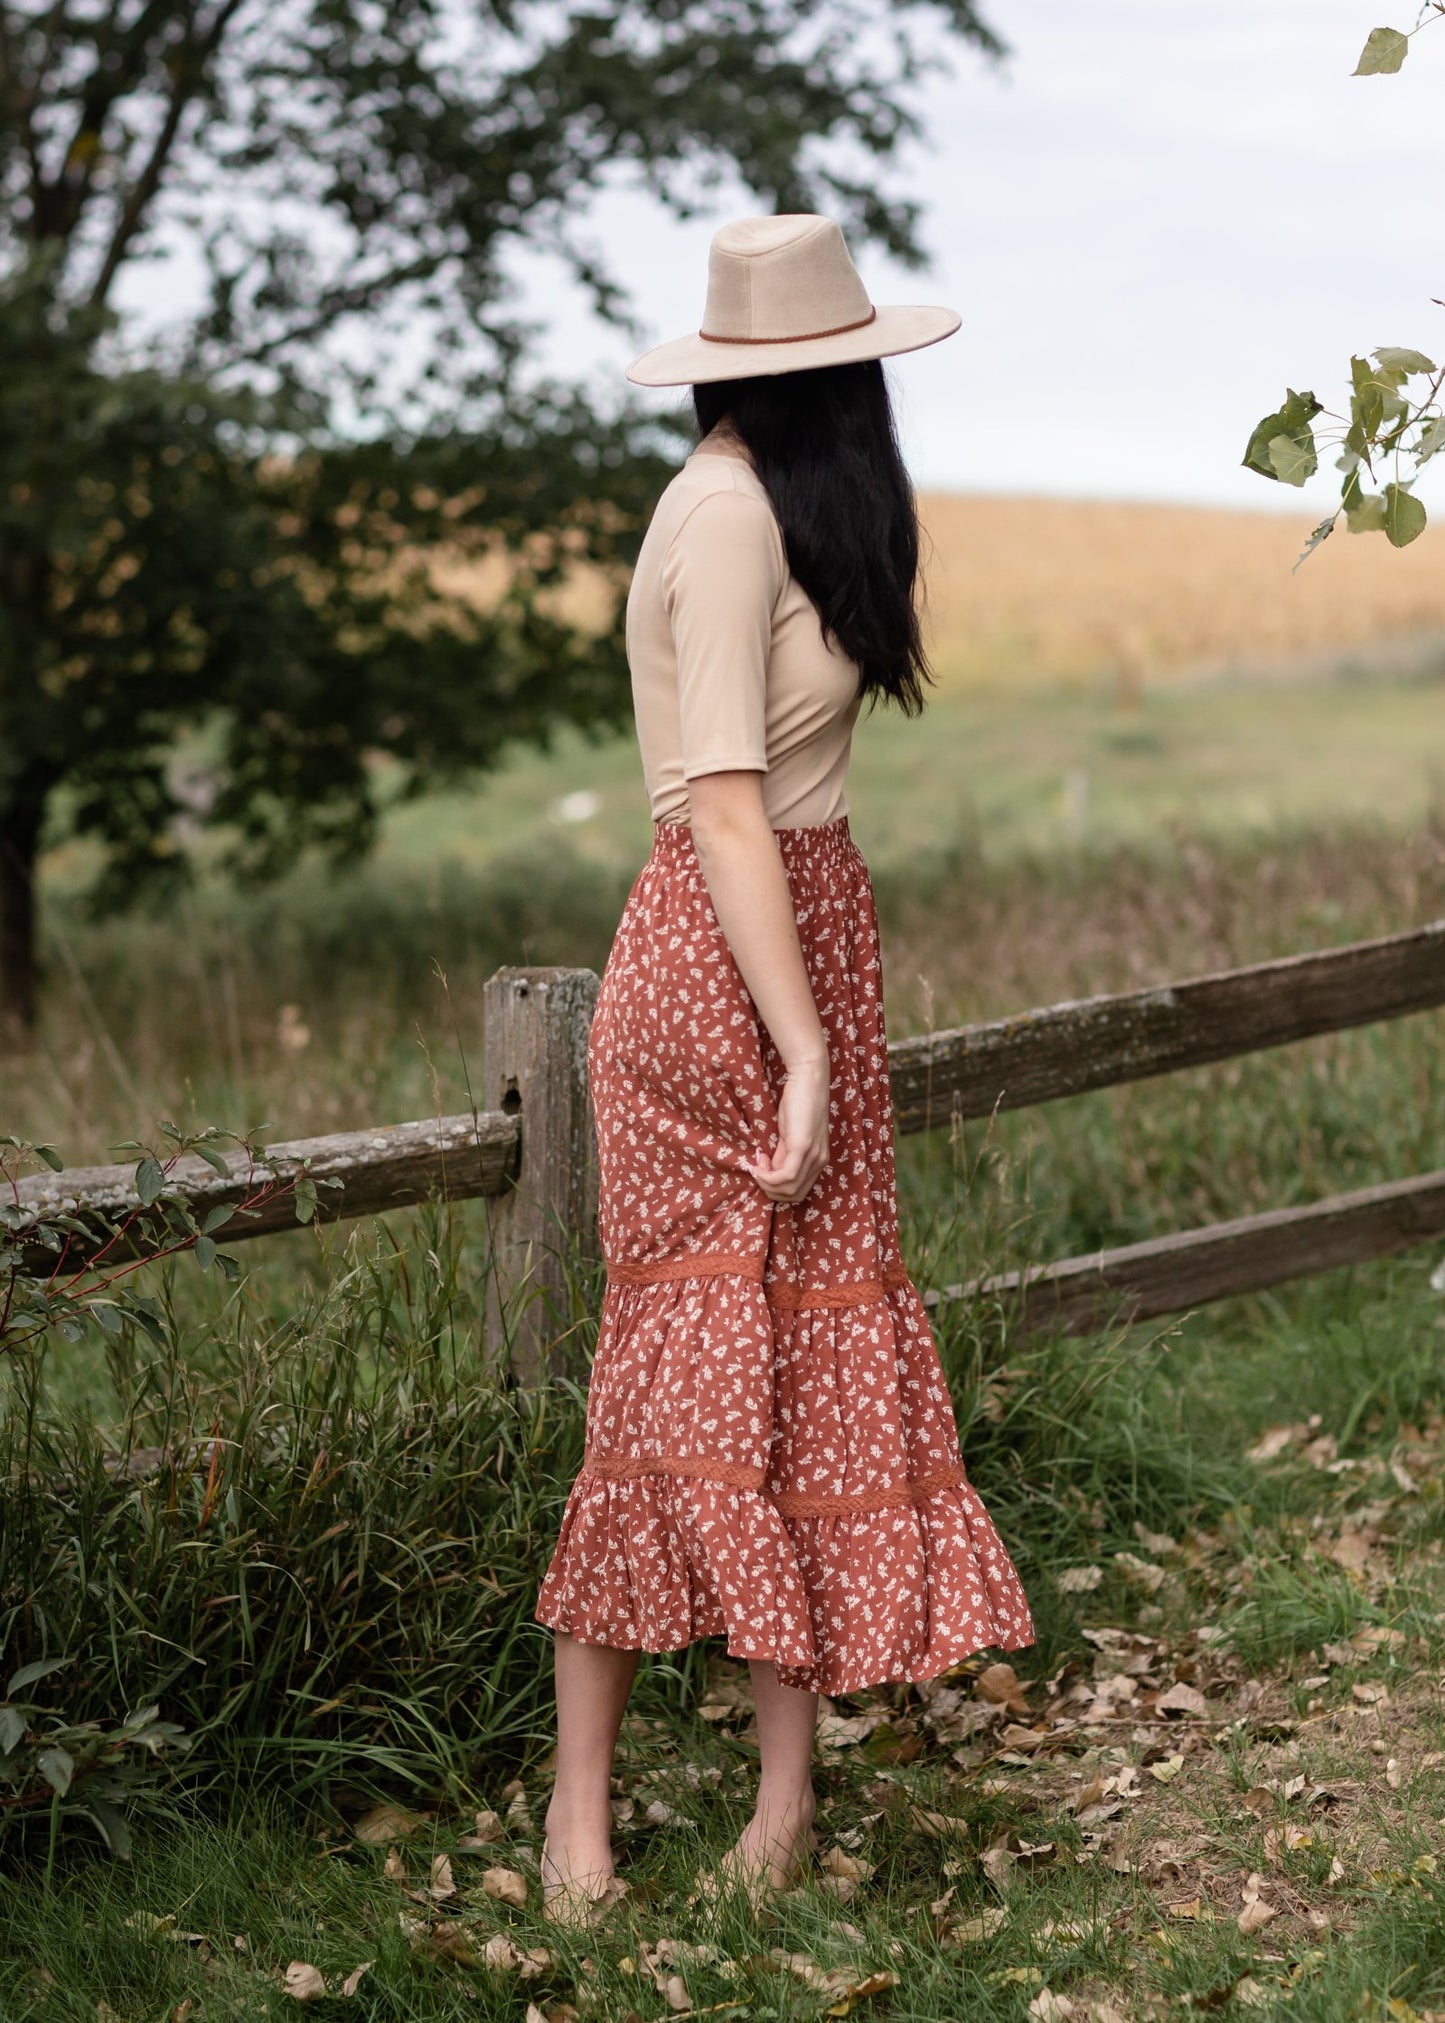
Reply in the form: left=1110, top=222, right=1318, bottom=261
left=457, top=1410, right=1445, bottom=2023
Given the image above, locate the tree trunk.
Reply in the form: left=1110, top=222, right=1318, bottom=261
left=0, top=795, right=44, bottom=1036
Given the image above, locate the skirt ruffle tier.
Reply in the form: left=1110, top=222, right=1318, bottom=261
left=535, top=818, right=1033, bottom=1697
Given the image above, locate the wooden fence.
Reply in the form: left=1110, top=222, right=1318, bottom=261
left=16, top=921, right=1445, bottom=1381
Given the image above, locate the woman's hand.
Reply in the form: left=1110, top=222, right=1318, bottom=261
left=748, top=1052, right=830, bottom=1204
left=687, top=771, right=833, bottom=1206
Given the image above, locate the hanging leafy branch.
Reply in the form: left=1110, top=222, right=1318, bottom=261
left=0, top=1125, right=333, bottom=1357
left=1243, top=4, right=1445, bottom=565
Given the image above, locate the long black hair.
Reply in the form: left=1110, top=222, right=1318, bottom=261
left=692, top=360, right=931, bottom=715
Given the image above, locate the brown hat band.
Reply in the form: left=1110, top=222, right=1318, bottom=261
left=696, top=305, right=878, bottom=346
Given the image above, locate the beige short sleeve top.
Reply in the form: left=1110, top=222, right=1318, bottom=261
left=625, top=446, right=863, bottom=828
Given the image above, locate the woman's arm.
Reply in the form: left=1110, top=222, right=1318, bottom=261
left=688, top=769, right=829, bottom=1206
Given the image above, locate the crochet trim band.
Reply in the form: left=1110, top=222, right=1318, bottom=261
left=579, top=1456, right=967, bottom=1517
left=606, top=1254, right=914, bottom=1311
left=584, top=1454, right=767, bottom=1491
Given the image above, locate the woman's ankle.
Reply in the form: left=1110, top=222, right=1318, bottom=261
left=544, top=1790, right=614, bottom=1848
left=749, top=1783, right=816, bottom=1838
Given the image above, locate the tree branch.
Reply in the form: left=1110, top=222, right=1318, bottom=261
left=0, top=4, right=44, bottom=199
left=88, top=0, right=250, bottom=305
left=32, top=0, right=191, bottom=244
left=234, top=251, right=449, bottom=364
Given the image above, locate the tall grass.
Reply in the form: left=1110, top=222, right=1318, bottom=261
left=5, top=811, right=1445, bottom=1862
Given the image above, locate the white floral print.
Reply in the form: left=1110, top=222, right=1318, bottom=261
left=535, top=817, right=1034, bottom=1695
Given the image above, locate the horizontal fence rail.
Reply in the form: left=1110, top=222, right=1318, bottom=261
left=889, top=917, right=1445, bottom=1136
left=925, top=1168, right=1445, bottom=1338
left=15, top=1113, right=520, bottom=1272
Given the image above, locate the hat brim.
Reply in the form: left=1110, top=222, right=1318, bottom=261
left=624, top=304, right=961, bottom=387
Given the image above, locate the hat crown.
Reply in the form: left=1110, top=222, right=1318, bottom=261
left=700, top=214, right=874, bottom=345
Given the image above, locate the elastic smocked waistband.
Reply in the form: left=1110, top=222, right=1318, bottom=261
left=649, top=814, right=858, bottom=868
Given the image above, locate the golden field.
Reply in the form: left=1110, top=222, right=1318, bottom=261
left=443, top=489, right=1445, bottom=693
left=916, top=492, right=1445, bottom=687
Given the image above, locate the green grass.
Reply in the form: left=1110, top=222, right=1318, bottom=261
left=7, top=675, right=1445, bottom=2012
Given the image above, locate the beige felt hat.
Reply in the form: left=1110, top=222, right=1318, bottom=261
left=624, top=213, right=961, bottom=387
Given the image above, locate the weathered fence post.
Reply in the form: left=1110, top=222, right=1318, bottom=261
left=482, top=965, right=601, bottom=1384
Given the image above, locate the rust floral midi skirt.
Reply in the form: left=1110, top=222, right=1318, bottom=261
left=535, top=817, right=1033, bottom=1695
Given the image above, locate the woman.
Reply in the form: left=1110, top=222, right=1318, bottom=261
left=535, top=214, right=1033, bottom=1918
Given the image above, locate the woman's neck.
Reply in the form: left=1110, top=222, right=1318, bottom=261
left=696, top=420, right=753, bottom=466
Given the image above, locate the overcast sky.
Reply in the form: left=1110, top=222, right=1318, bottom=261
left=506, top=0, right=1444, bottom=507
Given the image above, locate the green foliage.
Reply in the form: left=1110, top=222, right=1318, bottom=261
left=1241, top=388, right=1322, bottom=484
left=0, top=0, right=1004, bottom=1024
left=0, top=1659, right=188, bottom=1869
left=1245, top=349, right=1442, bottom=565
left=1250, top=5, right=1445, bottom=562
left=0, top=1124, right=327, bottom=1357
left=0, top=1205, right=593, bottom=1817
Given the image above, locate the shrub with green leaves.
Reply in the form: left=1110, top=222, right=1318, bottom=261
left=0, top=1657, right=188, bottom=1869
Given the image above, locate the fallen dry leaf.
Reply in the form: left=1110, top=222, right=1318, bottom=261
left=428, top=1855, right=456, bottom=1901
left=1029, top=1992, right=1077, bottom=2022
left=1386, top=1759, right=1403, bottom=1790
left=502, top=1779, right=535, bottom=1835
left=1351, top=1680, right=1389, bottom=1706
left=1156, top=1682, right=1208, bottom=1720
left=1168, top=1899, right=1208, bottom=1922
left=353, top=1802, right=427, bottom=1845
left=1035, top=1918, right=1103, bottom=1943
left=1322, top=1529, right=1379, bottom=1580
left=410, top=1921, right=480, bottom=1968
left=1056, top=1565, right=1104, bottom=1593
left=975, top=1662, right=1030, bottom=1715
left=816, top=1711, right=889, bottom=1748
left=281, top=1963, right=328, bottom=2002
left=1149, top=1755, right=1185, bottom=1785
left=1238, top=1898, right=1278, bottom=1935
left=820, top=1846, right=875, bottom=1883
left=1114, top=1551, right=1166, bottom=1593
left=338, top=1963, right=374, bottom=1998
left=457, top=1808, right=506, bottom=1849
left=910, top=1804, right=972, bottom=1839
left=823, top=1970, right=899, bottom=2017
left=1242, top=1787, right=1275, bottom=1816
left=948, top=1907, right=1007, bottom=1943
left=479, top=1933, right=553, bottom=1976
left=1002, top=1722, right=1053, bottom=1753
left=481, top=1866, right=529, bottom=1908
left=1247, top=1426, right=1300, bottom=1463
